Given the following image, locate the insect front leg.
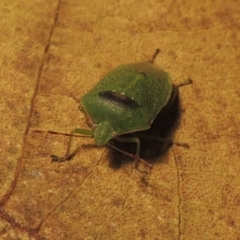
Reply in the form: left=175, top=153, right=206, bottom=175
left=51, top=128, right=94, bottom=162
left=113, top=136, right=146, bottom=168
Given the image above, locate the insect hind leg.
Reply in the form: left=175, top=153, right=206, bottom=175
left=147, top=49, right=160, bottom=64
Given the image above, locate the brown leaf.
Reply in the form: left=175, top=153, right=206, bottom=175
left=0, top=1, right=240, bottom=239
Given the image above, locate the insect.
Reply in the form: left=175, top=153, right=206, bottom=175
left=36, top=49, right=192, bottom=168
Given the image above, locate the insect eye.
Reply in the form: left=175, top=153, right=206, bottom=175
left=98, top=91, right=141, bottom=108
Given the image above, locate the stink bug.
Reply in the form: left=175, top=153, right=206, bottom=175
left=36, top=49, right=192, bottom=168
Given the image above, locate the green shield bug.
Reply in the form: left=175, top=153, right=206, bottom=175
left=36, top=49, right=192, bottom=168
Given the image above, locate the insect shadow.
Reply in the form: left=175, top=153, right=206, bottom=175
left=108, top=93, right=183, bottom=169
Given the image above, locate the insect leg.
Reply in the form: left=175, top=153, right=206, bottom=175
left=113, top=136, right=151, bottom=168
left=178, top=78, right=193, bottom=87
left=147, top=48, right=160, bottom=64
left=51, top=128, right=94, bottom=162
left=131, top=133, right=189, bottom=148
left=165, top=78, right=193, bottom=109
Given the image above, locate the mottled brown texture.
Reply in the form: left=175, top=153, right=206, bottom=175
left=0, top=0, right=239, bottom=239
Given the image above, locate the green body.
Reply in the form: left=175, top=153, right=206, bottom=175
left=80, top=62, right=173, bottom=146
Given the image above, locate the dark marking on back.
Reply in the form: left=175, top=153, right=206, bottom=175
left=99, top=91, right=142, bottom=108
